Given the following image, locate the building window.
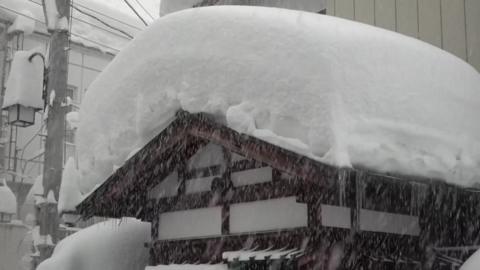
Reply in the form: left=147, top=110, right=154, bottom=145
left=0, top=212, right=12, bottom=223
left=66, top=85, right=79, bottom=106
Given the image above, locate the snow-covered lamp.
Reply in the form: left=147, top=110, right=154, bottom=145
left=2, top=50, right=44, bottom=127
left=0, top=179, right=17, bottom=223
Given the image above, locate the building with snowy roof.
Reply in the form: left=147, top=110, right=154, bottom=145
left=67, top=6, right=480, bottom=270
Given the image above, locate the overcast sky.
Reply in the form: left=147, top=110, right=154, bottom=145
left=99, top=0, right=160, bottom=22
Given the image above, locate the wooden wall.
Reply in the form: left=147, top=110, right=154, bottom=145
left=327, top=0, right=480, bottom=72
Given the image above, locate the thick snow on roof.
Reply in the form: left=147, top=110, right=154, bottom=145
left=73, top=6, right=480, bottom=195
left=0, top=179, right=17, bottom=214
left=3, top=49, right=44, bottom=109
left=159, top=0, right=326, bottom=16
left=37, top=218, right=150, bottom=270
left=0, top=0, right=145, bottom=53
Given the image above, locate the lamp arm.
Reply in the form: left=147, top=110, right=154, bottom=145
left=28, top=52, right=45, bottom=64
left=27, top=52, right=49, bottom=110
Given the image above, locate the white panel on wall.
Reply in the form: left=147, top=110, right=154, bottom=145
left=231, top=153, right=248, bottom=162
left=321, top=204, right=351, bottom=229
left=441, top=0, right=467, bottom=59
left=354, top=0, right=374, bottom=25
left=327, top=0, right=335, bottom=15
left=148, top=172, right=179, bottom=199
left=360, top=209, right=420, bottom=236
left=465, top=0, right=480, bottom=71
left=397, top=0, right=419, bottom=38
left=375, top=0, right=396, bottom=31
left=418, top=0, right=442, bottom=47
left=158, top=207, right=222, bottom=240
left=230, top=197, right=308, bottom=234
left=185, top=176, right=216, bottom=194
left=231, top=167, right=272, bottom=187
left=187, top=142, right=225, bottom=170
left=336, top=0, right=354, bottom=19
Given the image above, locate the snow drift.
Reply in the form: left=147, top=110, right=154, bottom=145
left=37, top=218, right=150, bottom=270
left=72, top=6, right=480, bottom=198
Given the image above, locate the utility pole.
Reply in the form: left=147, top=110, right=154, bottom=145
left=0, top=22, right=9, bottom=173
left=37, top=0, right=70, bottom=264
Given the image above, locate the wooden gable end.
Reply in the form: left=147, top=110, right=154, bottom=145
left=76, top=111, right=340, bottom=219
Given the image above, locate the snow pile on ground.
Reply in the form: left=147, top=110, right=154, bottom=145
left=72, top=6, right=480, bottom=195
left=3, top=49, right=44, bottom=109
left=0, top=179, right=17, bottom=214
left=146, top=265, right=227, bottom=270
left=37, top=218, right=150, bottom=270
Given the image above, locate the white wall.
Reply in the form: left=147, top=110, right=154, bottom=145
left=327, top=0, right=480, bottom=71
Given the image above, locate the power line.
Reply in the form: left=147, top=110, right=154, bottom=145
left=0, top=5, right=121, bottom=52
left=72, top=5, right=134, bottom=39
left=29, top=0, right=144, bottom=31
left=27, top=0, right=133, bottom=40
left=74, top=1, right=143, bottom=31
left=123, top=0, right=148, bottom=26
left=132, top=0, right=155, bottom=21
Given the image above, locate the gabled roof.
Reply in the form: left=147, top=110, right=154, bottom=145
left=76, top=111, right=340, bottom=219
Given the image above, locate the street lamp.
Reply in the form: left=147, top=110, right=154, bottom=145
left=2, top=50, right=45, bottom=128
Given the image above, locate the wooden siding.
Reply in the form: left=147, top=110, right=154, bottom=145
left=419, top=0, right=442, bottom=47
left=354, top=0, right=374, bottom=24
left=465, top=0, right=480, bottom=69
left=328, top=0, right=480, bottom=71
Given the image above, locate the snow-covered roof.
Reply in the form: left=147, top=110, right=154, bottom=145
left=0, top=0, right=145, bottom=53
left=3, top=49, right=44, bottom=109
left=72, top=6, right=480, bottom=195
left=37, top=218, right=150, bottom=270
left=0, top=179, right=17, bottom=214
left=159, top=0, right=327, bottom=16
